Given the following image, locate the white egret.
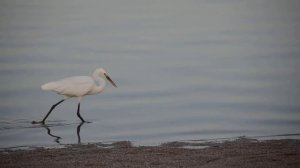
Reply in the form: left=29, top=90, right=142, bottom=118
left=32, top=68, right=117, bottom=124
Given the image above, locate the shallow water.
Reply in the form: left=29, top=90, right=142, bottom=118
left=1, top=0, right=300, bottom=148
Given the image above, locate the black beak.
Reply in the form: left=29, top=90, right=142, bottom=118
left=104, top=73, right=117, bottom=88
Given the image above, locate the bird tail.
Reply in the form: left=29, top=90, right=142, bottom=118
left=41, top=82, right=57, bottom=91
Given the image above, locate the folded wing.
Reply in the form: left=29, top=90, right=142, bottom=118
left=42, top=76, right=94, bottom=97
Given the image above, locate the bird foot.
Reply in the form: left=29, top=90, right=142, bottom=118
left=32, top=120, right=45, bottom=125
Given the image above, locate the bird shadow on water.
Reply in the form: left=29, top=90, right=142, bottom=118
left=41, top=122, right=86, bottom=144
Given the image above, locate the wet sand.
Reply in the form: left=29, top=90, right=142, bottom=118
left=1, top=138, right=300, bottom=168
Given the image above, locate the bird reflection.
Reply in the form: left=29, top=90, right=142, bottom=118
left=42, top=125, right=61, bottom=144
left=77, top=122, right=84, bottom=144
left=41, top=122, right=85, bottom=144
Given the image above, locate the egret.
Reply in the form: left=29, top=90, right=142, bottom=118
left=32, top=68, right=117, bottom=125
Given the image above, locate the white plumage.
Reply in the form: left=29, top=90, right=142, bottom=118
left=42, top=76, right=95, bottom=97
left=33, top=68, right=117, bottom=124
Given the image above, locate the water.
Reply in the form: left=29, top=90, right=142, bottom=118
left=1, top=0, right=300, bottom=148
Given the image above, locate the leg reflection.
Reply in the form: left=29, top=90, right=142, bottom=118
left=40, top=122, right=87, bottom=145
left=77, top=122, right=84, bottom=144
left=42, top=126, right=61, bottom=144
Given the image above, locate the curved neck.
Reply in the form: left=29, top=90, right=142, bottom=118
left=96, top=76, right=106, bottom=89
left=91, top=74, right=106, bottom=94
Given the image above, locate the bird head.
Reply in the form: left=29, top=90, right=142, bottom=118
left=94, top=68, right=117, bottom=88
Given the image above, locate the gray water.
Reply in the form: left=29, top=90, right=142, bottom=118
left=1, top=0, right=300, bottom=148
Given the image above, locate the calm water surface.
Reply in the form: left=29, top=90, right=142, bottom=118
left=1, top=0, right=300, bottom=148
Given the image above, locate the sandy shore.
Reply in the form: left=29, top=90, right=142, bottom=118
left=1, top=138, right=300, bottom=168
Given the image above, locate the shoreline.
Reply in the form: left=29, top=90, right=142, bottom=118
left=1, top=138, right=300, bottom=168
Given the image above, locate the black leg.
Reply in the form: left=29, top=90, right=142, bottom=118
left=77, top=103, right=85, bottom=122
left=41, top=99, right=65, bottom=124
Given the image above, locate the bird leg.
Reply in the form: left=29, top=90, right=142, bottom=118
left=77, top=103, right=85, bottom=122
left=35, top=99, right=65, bottom=124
